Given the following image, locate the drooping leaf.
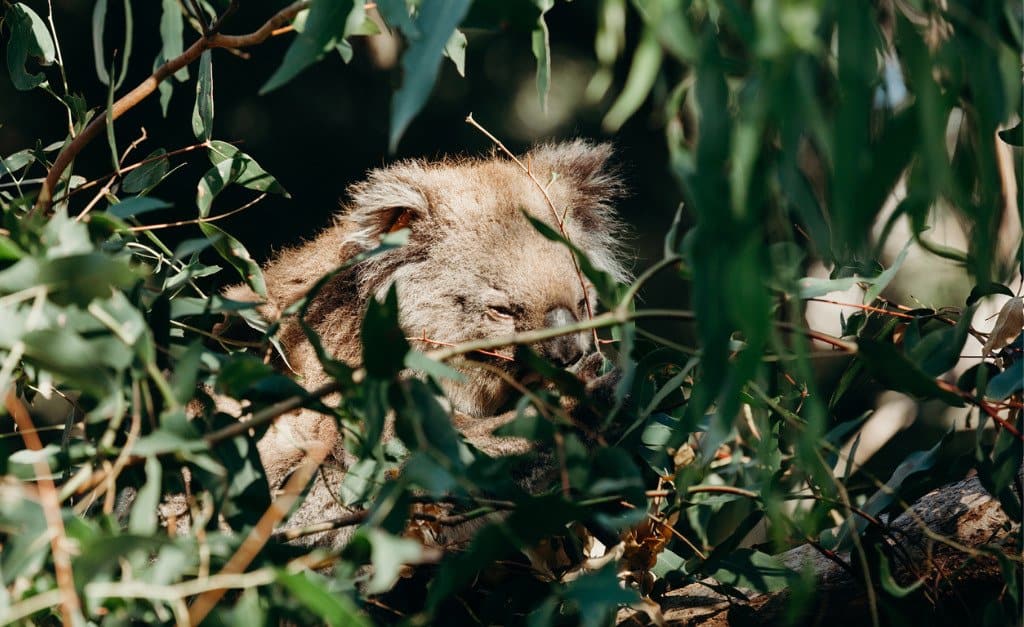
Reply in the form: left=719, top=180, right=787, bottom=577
left=389, top=0, right=472, bottom=151
left=602, top=27, right=662, bottom=132
left=531, top=0, right=554, bottom=112
left=261, top=1, right=355, bottom=94
left=192, top=49, right=214, bottom=141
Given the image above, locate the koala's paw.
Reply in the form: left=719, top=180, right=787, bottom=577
left=564, top=352, right=625, bottom=427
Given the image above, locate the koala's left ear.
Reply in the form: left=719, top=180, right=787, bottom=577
left=526, top=140, right=624, bottom=214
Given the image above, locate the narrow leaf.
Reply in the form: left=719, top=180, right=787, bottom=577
left=192, top=49, right=214, bottom=141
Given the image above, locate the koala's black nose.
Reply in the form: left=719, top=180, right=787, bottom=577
left=539, top=306, right=584, bottom=367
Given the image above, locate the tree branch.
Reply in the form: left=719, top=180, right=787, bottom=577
left=32, top=1, right=310, bottom=214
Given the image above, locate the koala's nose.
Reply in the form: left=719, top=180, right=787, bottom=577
left=539, top=306, right=584, bottom=368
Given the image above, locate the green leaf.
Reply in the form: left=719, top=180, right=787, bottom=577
left=377, top=0, right=418, bottom=37
left=856, top=338, right=964, bottom=405
left=998, top=122, right=1023, bottom=146
left=128, top=457, right=163, bottom=534
left=864, top=239, right=911, bottom=303
left=361, top=284, right=409, bottom=378
left=562, top=564, right=639, bottom=627
left=192, top=49, right=214, bottom=141
left=91, top=0, right=132, bottom=89
left=531, top=0, right=553, bottom=112
left=122, top=149, right=170, bottom=194
left=360, top=528, right=428, bottom=594
left=276, top=571, right=371, bottom=627
left=876, top=545, right=923, bottom=597
left=908, top=304, right=974, bottom=377
left=261, top=1, right=355, bottom=94
left=444, top=28, right=467, bottom=77
left=107, top=196, right=172, bottom=219
left=602, top=27, right=662, bottom=132
left=404, top=350, right=465, bottom=383
left=709, top=549, right=797, bottom=594
left=160, top=0, right=188, bottom=82
left=0, top=235, right=26, bottom=260
left=389, top=0, right=472, bottom=151
left=393, top=379, right=463, bottom=465
left=208, top=141, right=288, bottom=193
left=987, top=360, right=1023, bottom=400
left=967, top=282, right=1015, bottom=306
left=199, top=223, right=267, bottom=298
left=5, top=3, right=56, bottom=91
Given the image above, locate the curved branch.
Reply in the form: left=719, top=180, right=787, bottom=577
left=32, top=1, right=310, bottom=214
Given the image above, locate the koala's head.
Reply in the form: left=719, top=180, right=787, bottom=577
left=339, top=141, right=630, bottom=416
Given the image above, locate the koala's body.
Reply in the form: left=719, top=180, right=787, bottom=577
left=227, top=141, right=629, bottom=547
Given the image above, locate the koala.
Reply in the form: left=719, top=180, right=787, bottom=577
left=222, top=140, right=630, bottom=547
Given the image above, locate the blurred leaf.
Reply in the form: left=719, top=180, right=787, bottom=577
left=856, top=338, right=964, bottom=405
left=160, top=0, right=188, bottom=81
left=562, top=563, right=638, bottom=627
left=5, top=3, right=56, bottom=91
left=274, top=573, right=370, bottom=627
left=998, top=122, right=1023, bottom=146
left=444, top=28, right=467, bottom=77
left=603, top=27, right=662, bottom=132
left=199, top=223, right=267, bottom=298
left=531, top=0, right=553, bottom=111
left=377, top=0, right=418, bottom=37
left=91, top=0, right=132, bottom=89
left=261, top=0, right=355, bottom=94
left=192, top=49, right=214, bottom=141
left=524, top=214, right=620, bottom=306
left=876, top=545, right=923, bottom=598
left=987, top=360, right=1023, bottom=400
left=128, top=457, right=163, bottom=535
left=908, top=304, right=974, bottom=377
left=864, top=239, right=910, bottom=303
left=389, top=0, right=471, bottom=151
left=360, top=528, right=428, bottom=594
left=405, top=349, right=465, bottom=383
left=276, top=571, right=370, bottom=627
left=967, top=282, right=1015, bottom=306
left=107, top=196, right=171, bottom=219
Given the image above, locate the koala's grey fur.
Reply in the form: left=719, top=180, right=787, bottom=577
left=220, top=141, right=629, bottom=547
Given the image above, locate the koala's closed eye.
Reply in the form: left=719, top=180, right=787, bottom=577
left=486, top=305, right=516, bottom=321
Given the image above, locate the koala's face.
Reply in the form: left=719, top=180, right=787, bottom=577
left=343, top=142, right=628, bottom=416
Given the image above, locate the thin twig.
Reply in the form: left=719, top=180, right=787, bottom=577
left=122, top=192, right=267, bottom=231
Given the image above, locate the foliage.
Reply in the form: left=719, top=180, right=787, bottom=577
left=0, top=1, right=1021, bottom=626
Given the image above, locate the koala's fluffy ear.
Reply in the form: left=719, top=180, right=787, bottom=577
left=341, top=164, right=430, bottom=251
left=527, top=141, right=631, bottom=282
left=526, top=140, right=623, bottom=219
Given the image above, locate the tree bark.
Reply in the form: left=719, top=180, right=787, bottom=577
left=620, top=475, right=1020, bottom=626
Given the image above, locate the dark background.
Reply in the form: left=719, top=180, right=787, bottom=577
left=1, top=0, right=682, bottom=284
